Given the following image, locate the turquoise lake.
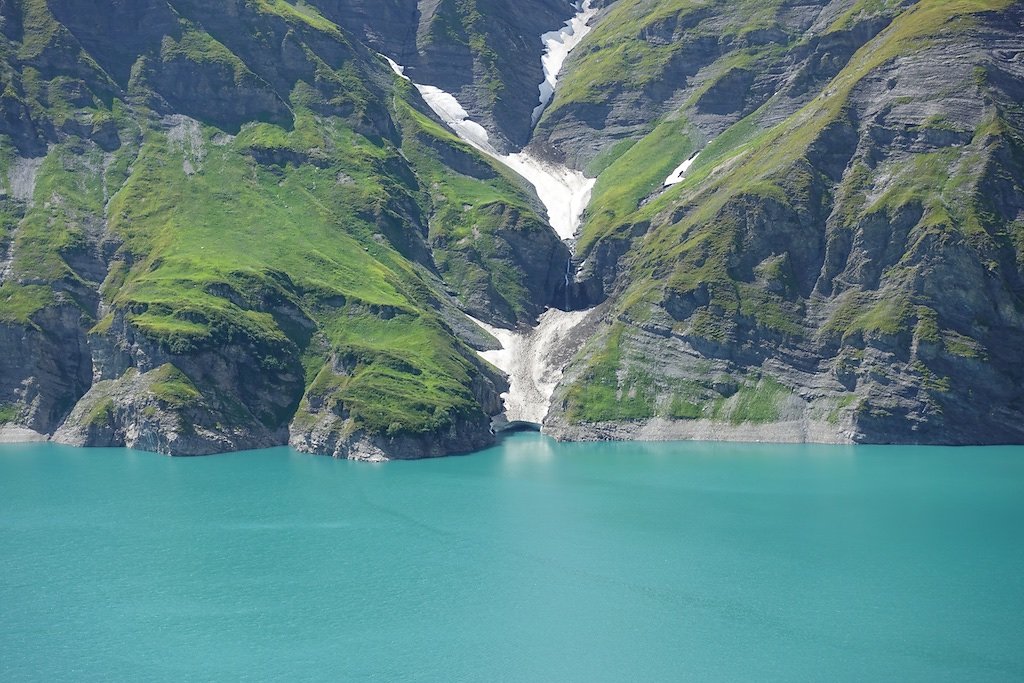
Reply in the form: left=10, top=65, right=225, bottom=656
left=2, top=432, right=1023, bottom=681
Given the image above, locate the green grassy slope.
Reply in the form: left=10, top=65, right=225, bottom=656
left=0, top=0, right=557, bottom=453
left=553, top=0, right=1024, bottom=442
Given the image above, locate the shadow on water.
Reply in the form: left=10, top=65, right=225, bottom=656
left=496, top=421, right=542, bottom=435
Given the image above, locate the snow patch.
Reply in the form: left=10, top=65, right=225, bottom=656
left=383, top=0, right=598, bottom=242
left=470, top=308, right=592, bottom=425
left=386, top=57, right=595, bottom=240
left=383, top=56, right=408, bottom=80
left=531, top=0, right=598, bottom=126
left=415, top=85, right=496, bottom=153
left=381, top=6, right=602, bottom=422
left=664, top=149, right=703, bottom=186
left=501, top=151, right=594, bottom=240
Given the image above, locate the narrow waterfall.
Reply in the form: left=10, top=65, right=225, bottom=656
left=564, top=257, right=572, bottom=311
left=386, top=1, right=599, bottom=426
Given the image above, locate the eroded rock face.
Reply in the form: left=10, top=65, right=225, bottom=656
left=0, top=303, right=92, bottom=434
left=50, top=303, right=305, bottom=454
left=533, top=0, right=900, bottom=169
left=312, top=0, right=574, bottom=150
left=288, top=348, right=505, bottom=460
left=53, top=366, right=289, bottom=456
left=545, top=2, right=1024, bottom=446
left=289, top=411, right=496, bottom=461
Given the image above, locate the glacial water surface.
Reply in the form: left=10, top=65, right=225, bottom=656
left=2, top=432, right=1023, bottom=682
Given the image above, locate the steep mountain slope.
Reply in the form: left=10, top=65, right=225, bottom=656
left=0, top=0, right=575, bottom=457
left=544, top=0, right=1024, bottom=444
left=309, top=0, right=571, bottom=150
left=1, top=0, right=1022, bottom=456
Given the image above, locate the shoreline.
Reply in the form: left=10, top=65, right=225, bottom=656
left=542, top=417, right=856, bottom=446
left=4, top=419, right=1020, bottom=458
left=0, top=425, right=49, bottom=444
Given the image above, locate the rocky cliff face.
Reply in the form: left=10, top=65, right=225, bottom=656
left=311, top=0, right=574, bottom=150
left=0, top=0, right=560, bottom=457
left=543, top=0, right=1024, bottom=445
left=1, top=0, right=1022, bottom=456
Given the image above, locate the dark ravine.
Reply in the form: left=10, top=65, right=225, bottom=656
left=309, top=0, right=574, bottom=151
left=1, top=0, right=1023, bottom=458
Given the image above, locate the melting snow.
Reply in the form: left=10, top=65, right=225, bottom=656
left=416, top=85, right=496, bottom=152
left=384, top=56, right=408, bottom=80
left=385, top=55, right=496, bottom=153
left=470, top=309, right=592, bottom=425
left=531, top=0, right=599, bottom=126
left=381, top=2, right=600, bottom=423
left=664, top=149, right=702, bottom=186
left=501, top=151, right=594, bottom=240
left=384, top=57, right=594, bottom=240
